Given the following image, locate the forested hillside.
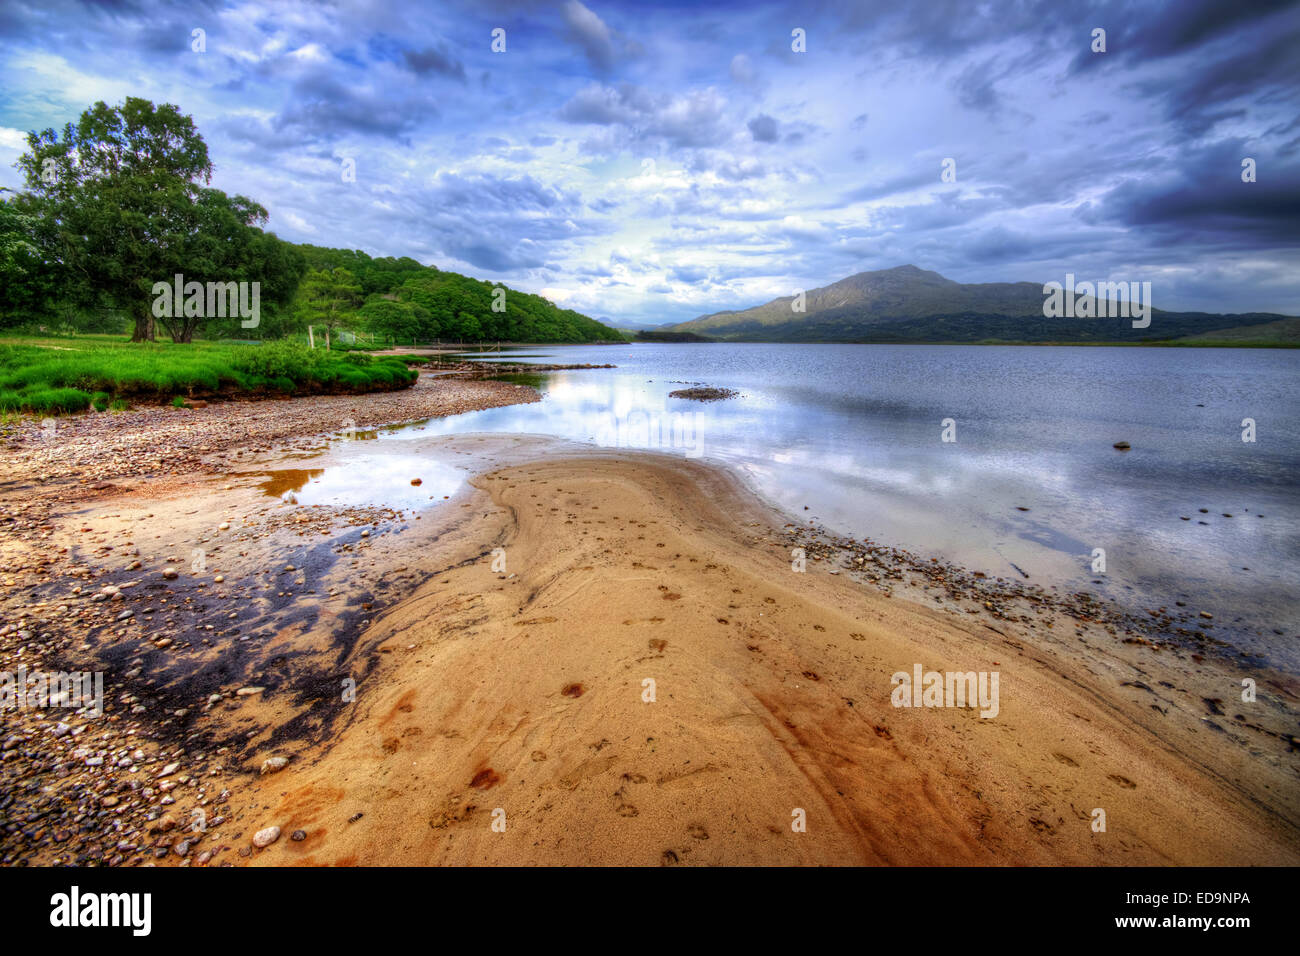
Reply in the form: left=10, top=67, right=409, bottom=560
left=293, top=245, right=621, bottom=343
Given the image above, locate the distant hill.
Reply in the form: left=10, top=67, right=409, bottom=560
left=1175, top=316, right=1300, bottom=345
left=664, top=265, right=1296, bottom=344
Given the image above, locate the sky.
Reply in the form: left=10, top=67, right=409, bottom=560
left=1, top=0, right=1297, bottom=326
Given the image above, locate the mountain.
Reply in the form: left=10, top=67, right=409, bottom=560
left=664, top=265, right=1296, bottom=344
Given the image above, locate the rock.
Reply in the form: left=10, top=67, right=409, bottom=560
left=1199, top=611, right=1213, bottom=620
left=260, top=756, right=288, bottom=775
left=669, top=386, right=739, bottom=402
left=235, top=686, right=265, bottom=696
left=218, top=522, right=230, bottom=531
left=291, top=829, right=307, bottom=842
left=158, top=762, right=180, bottom=777
left=161, top=567, right=179, bottom=580
left=411, top=478, right=422, bottom=486
left=173, top=840, right=191, bottom=857
left=214, top=575, right=225, bottom=583
left=252, top=826, right=281, bottom=848
left=1112, top=441, right=1131, bottom=451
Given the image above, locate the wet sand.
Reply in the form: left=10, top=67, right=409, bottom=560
left=2, top=399, right=1298, bottom=865
left=230, top=447, right=1298, bottom=866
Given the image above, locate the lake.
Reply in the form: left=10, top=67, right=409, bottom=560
left=353, top=343, right=1300, bottom=670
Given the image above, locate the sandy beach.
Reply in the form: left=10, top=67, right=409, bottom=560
left=1, top=377, right=1298, bottom=867
left=237, top=449, right=1298, bottom=866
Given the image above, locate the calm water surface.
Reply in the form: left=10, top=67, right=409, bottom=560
left=333, top=344, right=1300, bottom=669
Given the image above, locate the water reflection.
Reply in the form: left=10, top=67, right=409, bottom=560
left=257, top=455, right=464, bottom=509
left=375, top=343, right=1299, bottom=665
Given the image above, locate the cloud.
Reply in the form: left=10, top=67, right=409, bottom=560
left=748, top=114, right=778, bottom=143
left=402, top=46, right=466, bottom=82
left=729, top=53, right=757, bottom=85
left=559, top=82, right=734, bottom=150
left=562, top=0, right=617, bottom=72
left=0, top=0, right=1295, bottom=323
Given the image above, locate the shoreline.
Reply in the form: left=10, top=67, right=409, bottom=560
left=0, top=385, right=1296, bottom=866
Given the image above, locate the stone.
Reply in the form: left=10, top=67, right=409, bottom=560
left=252, top=826, right=281, bottom=848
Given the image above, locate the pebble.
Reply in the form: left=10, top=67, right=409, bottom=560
left=252, top=826, right=281, bottom=848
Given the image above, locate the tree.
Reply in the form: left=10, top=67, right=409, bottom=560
left=159, top=190, right=305, bottom=342
left=298, top=267, right=363, bottom=345
left=359, top=297, right=430, bottom=342
left=15, top=98, right=215, bottom=341
left=0, top=191, right=57, bottom=326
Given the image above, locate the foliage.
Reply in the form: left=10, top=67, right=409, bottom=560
left=0, top=336, right=416, bottom=414
left=9, top=98, right=302, bottom=342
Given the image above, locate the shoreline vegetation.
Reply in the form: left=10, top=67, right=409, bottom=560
left=0, top=398, right=1295, bottom=866
left=0, top=335, right=623, bottom=417
left=0, top=339, right=419, bottom=415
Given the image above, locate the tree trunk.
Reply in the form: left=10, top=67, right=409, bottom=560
left=130, top=305, right=156, bottom=342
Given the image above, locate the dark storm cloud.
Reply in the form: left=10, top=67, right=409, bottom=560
left=1091, top=140, right=1300, bottom=246
left=402, top=46, right=467, bottom=81
left=1069, top=0, right=1300, bottom=136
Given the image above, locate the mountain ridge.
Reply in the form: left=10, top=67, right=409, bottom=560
left=664, top=266, right=1297, bottom=344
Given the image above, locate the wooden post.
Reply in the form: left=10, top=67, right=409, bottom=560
left=325, top=328, right=331, bottom=350
left=308, top=325, right=315, bottom=349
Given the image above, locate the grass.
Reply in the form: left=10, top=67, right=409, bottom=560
left=0, top=336, right=419, bottom=415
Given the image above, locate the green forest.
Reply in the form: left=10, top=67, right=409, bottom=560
left=0, top=97, right=621, bottom=346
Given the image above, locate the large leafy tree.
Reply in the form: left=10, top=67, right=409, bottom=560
left=13, top=97, right=291, bottom=342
